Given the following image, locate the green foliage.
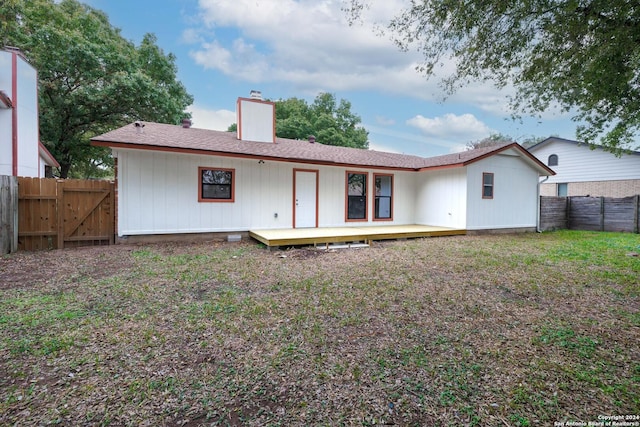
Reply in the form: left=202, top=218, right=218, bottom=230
left=1, top=0, right=193, bottom=177
left=465, top=132, right=513, bottom=150
left=231, top=93, right=369, bottom=148
left=346, top=0, right=640, bottom=153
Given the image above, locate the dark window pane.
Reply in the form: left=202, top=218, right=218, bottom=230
left=201, top=168, right=233, bottom=200
left=202, top=184, right=231, bottom=199
left=348, top=196, right=366, bottom=219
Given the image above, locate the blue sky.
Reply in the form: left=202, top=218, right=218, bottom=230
left=83, top=0, right=580, bottom=157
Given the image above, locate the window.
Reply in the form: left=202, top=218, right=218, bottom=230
left=346, top=172, right=367, bottom=220
left=374, top=174, right=393, bottom=220
left=199, top=167, right=235, bottom=202
left=482, top=173, right=494, bottom=199
left=548, top=154, right=558, bottom=166
left=557, top=183, right=568, bottom=197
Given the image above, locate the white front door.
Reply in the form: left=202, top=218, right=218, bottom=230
left=294, top=170, right=318, bottom=228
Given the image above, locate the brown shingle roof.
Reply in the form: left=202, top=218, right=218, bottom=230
left=91, top=121, right=554, bottom=174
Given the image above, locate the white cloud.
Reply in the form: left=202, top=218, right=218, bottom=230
left=187, top=0, right=562, bottom=122
left=189, top=0, right=436, bottom=93
left=187, top=104, right=236, bottom=130
left=406, top=113, right=494, bottom=145
left=375, top=116, right=396, bottom=126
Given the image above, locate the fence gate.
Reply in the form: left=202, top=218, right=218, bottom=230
left=18, top=177, right=115, bottom=250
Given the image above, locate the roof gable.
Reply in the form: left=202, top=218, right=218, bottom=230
left=528, top=137, right=640, bottom=156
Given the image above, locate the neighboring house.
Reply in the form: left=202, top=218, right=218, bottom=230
left=91, top=95, right=554, bottom=241
left=0, top=47, right=59, bottom=178
left=528, top=137, right=640, bottom=197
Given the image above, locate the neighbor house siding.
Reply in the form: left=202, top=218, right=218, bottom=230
left=531, top=141, right=640, bottom=183
left=466, top=153, right=539, bottom=230
left=0, top=51, right=14, bottom=176
left=0, top=50, right=40, bottom=177
left=15, top=56, right=39, bottom=177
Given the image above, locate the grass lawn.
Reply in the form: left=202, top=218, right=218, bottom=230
left=0, top=230, right=638, bottom=426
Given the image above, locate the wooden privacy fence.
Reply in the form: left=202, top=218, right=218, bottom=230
left=540, top=195, right=640, bottom=233
left=18, top=177, right=115, bottom=251
left=1, top=175, right=19, bottom=254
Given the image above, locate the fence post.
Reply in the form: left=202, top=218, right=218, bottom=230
left=567, top=196, right=571, bottom=230
left=56, top=179, right=64, bottom=249
left=635, top=195, right=639, bottom=234
left=0, top=176, right=18, bottom=254
left=600, top=196, right=605, bottom=232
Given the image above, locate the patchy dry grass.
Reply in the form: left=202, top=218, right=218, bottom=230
left=0, top=230, right=638, bottom=426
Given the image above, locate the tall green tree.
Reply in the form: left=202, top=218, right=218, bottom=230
left=346, top=0, right=640, bottom=153
left=1, top=0, right=193, bottom=178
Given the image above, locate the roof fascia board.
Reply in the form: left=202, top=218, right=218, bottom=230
left=463, top=143, right=555, bottom=175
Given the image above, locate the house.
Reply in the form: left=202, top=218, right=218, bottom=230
left=0, top=47, right=59, bottom=178
left=91, top=95, right=554, bottom=244
left=528, top=137, right=640, bottom=197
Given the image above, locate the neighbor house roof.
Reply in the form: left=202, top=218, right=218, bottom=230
left=39, top=142, right=60, bottom=168
left=91, top=121, right=554, bottom=175
left=528, top=136, right=640, bottom=156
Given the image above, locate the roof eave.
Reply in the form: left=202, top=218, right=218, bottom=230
left=467, top=142, right=556, bottom=176
left=38, top=142, right=60, bottom=168
left=91, top=139, right=418, bottom=172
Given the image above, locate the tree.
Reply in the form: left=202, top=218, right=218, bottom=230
left=465, top=133, right=513, bottom=151
left=520, top=135, right=548, bottom=149
left=1, top=0, right=193, bottom=178
left=229, top=93, right=369, bottom=149
left=346, top=0, right=640, bottom=153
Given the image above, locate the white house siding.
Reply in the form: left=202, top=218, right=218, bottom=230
left=115, top=148, right=417, bottom=236
left=531, top=140, right=640, bottom=183
left=0, top=50, right=39, bottom=177
left=466, top=153, right=540, bottom=230
left=0, top=108, right=11, bottom=176
left=15, top=57, right=39, bottom=177
left=414, top=168, right=467, bottom=229
left=0, top=51, right=13, bottom=176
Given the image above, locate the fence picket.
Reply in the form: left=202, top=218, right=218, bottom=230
left=13, top=177, right=115, bottom=251
left=540, top=195, right=640, bottom=233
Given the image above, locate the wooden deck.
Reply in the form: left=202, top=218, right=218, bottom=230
left=249, top=225, right=466, bottom=248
